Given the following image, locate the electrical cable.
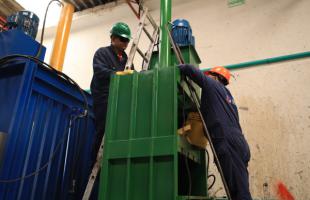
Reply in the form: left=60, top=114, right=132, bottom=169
left=208, top=174, right=216, bottom=190
left=181, top=83, right=192, bottom=198
left=184, top=153, right=192, bottom=198
left=68, top=115, right=90, bottom=196
left=0, top=54, right=88, bottom=115
left=36, top=0, right=64, bottom=58
left=0, top=116, right=75, bottom=183
left=205, top=149, right=216, bottom=190
left=206, top=148, right=210, bottom=173
left=0, top=55, right=89, bottom=183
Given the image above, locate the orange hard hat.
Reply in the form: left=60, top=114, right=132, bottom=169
left=204, top=66, right=231, bottom=85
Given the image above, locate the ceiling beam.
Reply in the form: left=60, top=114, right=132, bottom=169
left=77, top=0, right=89, bottom=10
left=89, top=0, right=97, bottom=7
left=0, top=0, right=24, bottom=18
left=66, top=0, right=81, bottom=11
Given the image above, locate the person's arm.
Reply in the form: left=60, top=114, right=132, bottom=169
left=178, top=64, right=210, bottom=88
left=93, top=50, right=115, bottom=80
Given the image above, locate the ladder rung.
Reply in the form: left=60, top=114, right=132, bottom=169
left=125, top=6, right=160, bottom=71
left=125, top=9, right=148, bottom=69
left=146, top=13, right=157, bottom=29
left=137, top=47, right=148, bottom=61
left=143, top=27, right=154, bottom=42
left=142, top=27, right=159, bottom=70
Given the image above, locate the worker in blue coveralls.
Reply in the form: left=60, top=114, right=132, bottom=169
left=90, top=22, right=132, bottom=159
left=178, top=64, right=252, bottom=200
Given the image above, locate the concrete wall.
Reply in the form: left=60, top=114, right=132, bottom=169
left=231, top=61, right=310, bottom=199
left=41, top=0, right=310, bottom=199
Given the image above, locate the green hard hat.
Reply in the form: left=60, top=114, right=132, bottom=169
left=110, top=22, right=131, bottom=39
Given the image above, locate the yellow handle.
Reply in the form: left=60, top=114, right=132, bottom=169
left=116, top=70, right=134, bottom=75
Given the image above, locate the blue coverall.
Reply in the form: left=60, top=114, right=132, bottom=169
left=90, top=45, right=128, bottom=158
left=179, top=64, right=252, bottom=200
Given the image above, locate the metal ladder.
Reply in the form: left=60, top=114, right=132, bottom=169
left=82, top=8, right=159, bottom=200
left=82, top=136, right=105, bottom=200
left=125, top=7, right=159, bottom=71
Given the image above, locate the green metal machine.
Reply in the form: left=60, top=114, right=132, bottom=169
left=98, top=0, right=215, bottom=199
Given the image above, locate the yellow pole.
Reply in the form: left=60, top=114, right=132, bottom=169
left=50, top=2, right=74, bottom=71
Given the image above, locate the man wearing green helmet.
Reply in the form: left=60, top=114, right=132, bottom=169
left=90, top=22, right=132, bottom=159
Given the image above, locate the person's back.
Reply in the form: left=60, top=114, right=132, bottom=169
left=179, top=64, right=252, bottom=200
left=199, top=74, right=241, bottom=136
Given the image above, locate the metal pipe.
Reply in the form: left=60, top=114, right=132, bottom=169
left=159, top=0, right=171, bottom=68
left=202, top=51, right=310, bottom=72
left=85, top=51, right=310, bottom=92
left=49, top=2, right=74, bottom=71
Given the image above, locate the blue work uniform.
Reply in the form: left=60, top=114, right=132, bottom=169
left=90, top=45, right=128, bottom=158
left=179, top=64, right=252, bottom=200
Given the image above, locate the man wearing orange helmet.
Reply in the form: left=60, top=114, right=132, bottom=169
left=178, top=64, right=252, bottom=200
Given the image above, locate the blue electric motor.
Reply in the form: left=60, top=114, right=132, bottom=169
left=6, top=11, right=39, bottom=39
left=171, top=19, right=195, bottom=47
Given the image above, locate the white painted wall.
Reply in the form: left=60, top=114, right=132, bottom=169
left=230, top=61, right=310, bottom=200
left=41, top=0, right=310, bottom=199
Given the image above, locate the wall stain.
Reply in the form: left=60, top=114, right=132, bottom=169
left=239, top=106, right=249, bottom=111
left=234, top=95, right=309, bottom=199
left=256, top=144, right=261, bottom=152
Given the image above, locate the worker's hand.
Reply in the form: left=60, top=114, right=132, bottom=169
left=177, top=64, right=190, bottom=74
left=177, top=64, right=186, bottom=68
left=115, top=70, right=134, bottom=75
